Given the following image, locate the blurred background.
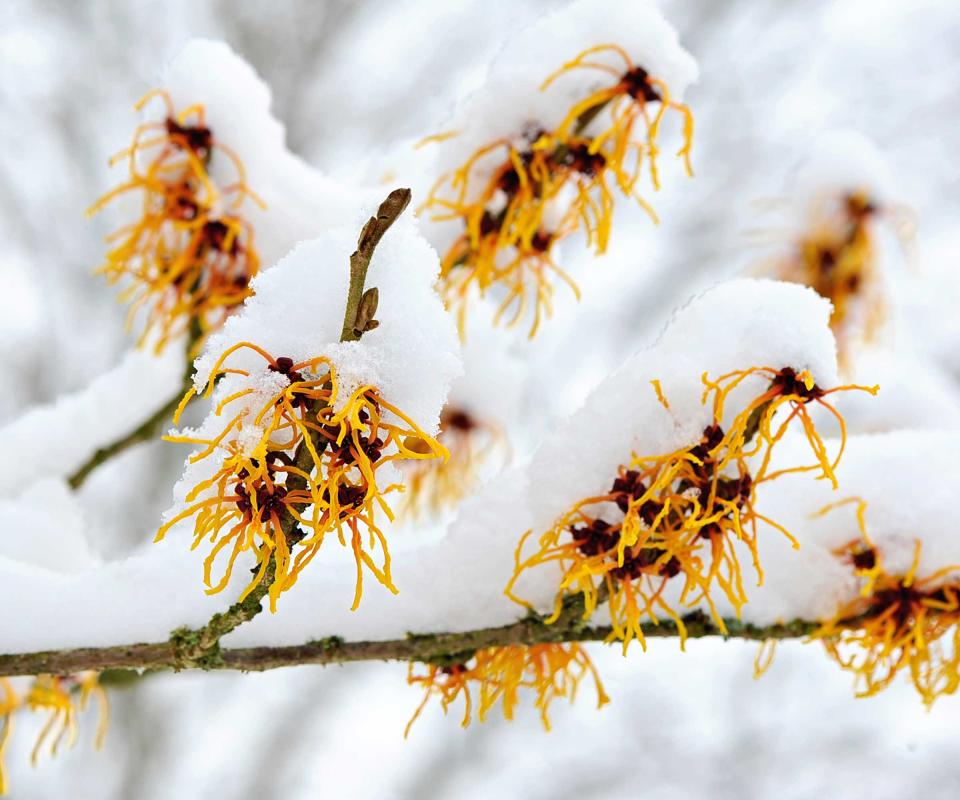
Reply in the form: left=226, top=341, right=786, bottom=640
left=2, top=0, right=959, bottom=797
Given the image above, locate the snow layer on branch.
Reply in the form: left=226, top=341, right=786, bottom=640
left=0, top=537, right=240, bottom=653
left=0, top=344, right=183, bottom=491
left=525, top=278, right=837, bottom=534
left=192, top=211, right=460, bottom=432
left=8, top=276, right=959, bottom=653
left=131, top=39, right=371, bottom=266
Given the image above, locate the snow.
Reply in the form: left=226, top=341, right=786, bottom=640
left=838, top=349, right=960, bottom=434
left=743, top=430, right=960, bottom=624
left=164, top=211, right=461, bottom=530
left=0, top=479, right=98, bottom=574
left=4, top=1, right=960, bottom=795
left=0, top=537, right=237, bottom=652
left=525, top=278, right=837, bottom=535
left=424, top=0, right=698, bottom=179
left=9, top=275, right=946, bottom=653
left=191, top=214, right=460, bottom=433
left=0, top=344, right=184, bottom=491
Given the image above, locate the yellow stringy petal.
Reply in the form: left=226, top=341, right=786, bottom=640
left=812, top=505, right=960, bottom=705
left=402, top=407, right=507, bottom=519
left=0, top=671, right=109, bottom=795
left=419, top=43, right=693, bottom=338
left=405, top=643, right=607, bottom=735
left=89, top=89, right=263, bottom=353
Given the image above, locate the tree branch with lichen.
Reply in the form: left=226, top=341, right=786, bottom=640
left=0, top=605, right=820, bottom=678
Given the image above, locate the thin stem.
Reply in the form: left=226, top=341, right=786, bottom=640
left=340, top=188, right=411, bottom=342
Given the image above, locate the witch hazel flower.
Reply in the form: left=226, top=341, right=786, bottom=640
left=0, top=673, right=108, bottom=795
left=418, top=0, right=697, bottom=337
left=809, top=499, right=960, bottom=706
left=158, top=343, right=446, bottom=610
left=405, top=643, right=608, bottom=735
left=763, top=133, right=913, bottom=368
left=402, top=404, right=507, bottom=520
left=159, top=196, right=461, bottom=611
left=88, top=87, right=264, bottom=354
left=508, top=368, right=875, bottom=650
left=87, top=39, right=371, bottom=356
left=505, top=280, right=877, bottom=650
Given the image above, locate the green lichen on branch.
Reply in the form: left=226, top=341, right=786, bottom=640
left=0, top=610, right=822, bottom=678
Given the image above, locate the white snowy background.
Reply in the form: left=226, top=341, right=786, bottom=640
left=2, top=0, right=960, bottom=797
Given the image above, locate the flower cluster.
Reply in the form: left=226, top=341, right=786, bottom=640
left=507, top=366, right=877, bottom=650
left=0, top=673, right=107, bottom=795
left=401, top=406, right=506, bottom=519
left=405, top=643, right=607, bottom=735
left=89, top=90, right=263, bottom=353
left=157, top=342, right=447, bottom=611
left=421, top=43, right=693, bottom=337
left=812, top=501, right=960, bottom=705
left=775, top=190, right=887, bottom=366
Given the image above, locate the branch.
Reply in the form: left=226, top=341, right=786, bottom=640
left=0, top=608, right=819, bottom=677
left=172, top=188, right=413, bottom=666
